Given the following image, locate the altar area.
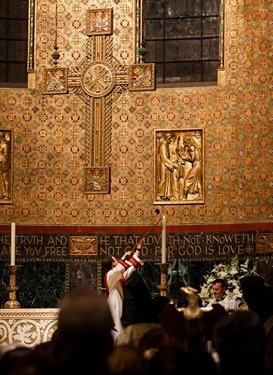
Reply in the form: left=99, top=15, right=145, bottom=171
left=0, top=309, right=58, bottom=348
left=0, top=224, right=272, bottom=350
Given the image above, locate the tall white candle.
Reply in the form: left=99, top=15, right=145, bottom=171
left=161, top=215, right=166, bottom=263
left=10, top=222, right=16, bottom=266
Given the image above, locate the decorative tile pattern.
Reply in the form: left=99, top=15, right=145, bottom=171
left=0, top=0, right=272, bottom=226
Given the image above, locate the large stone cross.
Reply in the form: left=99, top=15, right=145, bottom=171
left=68, top=34, right=129, bottom=194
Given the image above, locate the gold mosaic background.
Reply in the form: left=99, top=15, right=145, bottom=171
left=0, top=0, right=272, bottom=226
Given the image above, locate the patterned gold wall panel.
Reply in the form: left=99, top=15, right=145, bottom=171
left=0, top=0, right=272, bottom=226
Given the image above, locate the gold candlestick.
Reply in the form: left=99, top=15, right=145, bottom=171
left=4, top=265, right=21, bottom=309
left=157, top=262, right=169, bottom=297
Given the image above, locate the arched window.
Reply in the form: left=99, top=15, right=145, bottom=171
left=139, top=0, right=223, bottom=87
left=0, top=0, right=31, bottom=87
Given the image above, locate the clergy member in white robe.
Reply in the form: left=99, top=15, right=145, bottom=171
left=103, top=243, right=144, bottom=341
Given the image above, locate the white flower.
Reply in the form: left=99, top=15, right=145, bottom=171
left=229, top=268, right=238, bottom=276
left=199, top=286, right=209, bottom=299
left=207, top=276, right=215, bottom=284
left=218, top=271, right=228, bottom=278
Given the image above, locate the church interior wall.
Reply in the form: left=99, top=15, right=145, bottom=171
left=0, top=0, right=272, bottom=307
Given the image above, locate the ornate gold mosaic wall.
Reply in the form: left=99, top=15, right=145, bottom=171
left=0, top=0, right=272, bottom=226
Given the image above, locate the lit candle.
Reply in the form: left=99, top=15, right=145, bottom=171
left=161, top=215, right=166, bottom=263
left=10, top=222, right=16, bottom=266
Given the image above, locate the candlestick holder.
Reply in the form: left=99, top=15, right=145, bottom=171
left=157, top=262, right=169, bottom=297
left=4, top=265, right=21, bottom=309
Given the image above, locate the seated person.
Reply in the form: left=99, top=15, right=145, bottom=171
left=212, top=310, right=266, bottom=375
left=240, top=275, right=273, bottom=323
left=206, top=278, right=239, bottom=312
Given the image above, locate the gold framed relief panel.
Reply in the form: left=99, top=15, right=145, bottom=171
left=86, top=8, right=113, bottom=36
left=154, top=129, right=204, bottom=205
left=84, top=166, right=110, bottom=194
left=129, top=63, right=155, bottom=91
left=0, top=129, right=13, bottom=204
left=43, top=68, right=68, bottom=95
left=69, top=236, right=98, bottom=256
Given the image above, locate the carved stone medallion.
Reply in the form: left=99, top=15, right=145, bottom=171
left=81, top=61, right=115, bottom=98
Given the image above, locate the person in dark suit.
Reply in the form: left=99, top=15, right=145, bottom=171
left=121, top=270, right=154, bottom=327
left=117, top=269, right=170, bottom=347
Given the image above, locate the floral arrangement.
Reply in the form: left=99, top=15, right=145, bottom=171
left=199, top=256, right=258, bottom=306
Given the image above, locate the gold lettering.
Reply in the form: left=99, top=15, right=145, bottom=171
left=144, top=235, right=160, bottom=245
left=141, top=247, right=149, bottom=256
left=205, top=245, right=214, bottom=255
left=168, top=246, right=175, bottom=256
left=169, top=235, right=180, bottom=245
left=44, top=246, right=67, bottom=256
left=177, top=245, right=202, bottom=256
left=0, top=234, right=10, bottom=245
left=46, top=235, right=67, bottom=246
left=47, top=236, right=55, bottom=245
left=154, top=247, right=161, bottom=257
left=183, top=234, right=201, bottom=245
left=100, top=236, right=110, bottom=245
left=25, top=247, right=42, bottom=256
left=0, top=245, right=9, bottom=255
